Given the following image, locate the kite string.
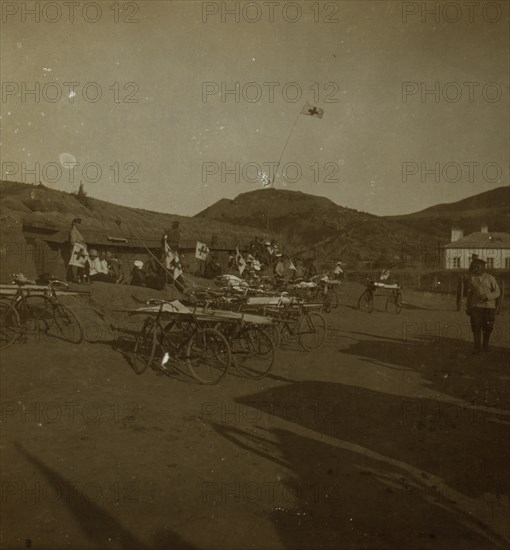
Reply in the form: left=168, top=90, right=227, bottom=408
left=273, top=109, right=301, bottom=185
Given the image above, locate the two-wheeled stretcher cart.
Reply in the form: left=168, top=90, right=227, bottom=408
left=357, top=281, right=403, bottom=314
left=127, top=300, right=276, bottom=384
left=239, top=295, right=328, bottom=351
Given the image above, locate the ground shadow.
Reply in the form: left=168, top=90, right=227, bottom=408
left=13, top=443, right=198, bottom=549
left=209, top=380, right=510, bottom=549
left=339, top=333, right=509, bottom=409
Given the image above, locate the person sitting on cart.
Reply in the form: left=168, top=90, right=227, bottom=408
left=380, top=269, right=390, bottom=281
left=131, top=260, right=146, bottom=287
left=466, top=258, right=500, bottom=354
left=333, top=261, right=344, bottom=281
left=304, top=258, right=317, bottom=279
left=274, top=254, right=285, bottom=283
left=88, top=249, right=114, bottom=282
left=205, top=254, right=222, bottom=279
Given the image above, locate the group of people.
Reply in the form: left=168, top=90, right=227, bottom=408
left=67, top=220, right=184, bottom=291
left=272, top=255, right=318, bottom=282
left=220, top=235, right=349, bottom=285
left=85, top=249, right=125, bottom=284
left=69, top=246, right=162, bottom=288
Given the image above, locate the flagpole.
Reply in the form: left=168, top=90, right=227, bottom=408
left=124, top=225, right=184, bottom=293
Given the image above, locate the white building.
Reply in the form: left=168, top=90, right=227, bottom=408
left=443, top=225, right=510, bottom=270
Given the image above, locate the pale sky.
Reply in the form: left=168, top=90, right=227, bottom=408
left=1, top=0, right=509, bottom=216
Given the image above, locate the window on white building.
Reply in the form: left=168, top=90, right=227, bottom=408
left=453, top=257, right=461, bottom=268
left=486, top=257, right=494, bottom=269
left=505, top=257, right=510, bottom=269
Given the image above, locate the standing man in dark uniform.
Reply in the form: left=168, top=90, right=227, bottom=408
left=67, top=218, right=85, bottom=282
left=166, top=221, right=181, bottom=251
left=468, top=253, right=479, bottom=273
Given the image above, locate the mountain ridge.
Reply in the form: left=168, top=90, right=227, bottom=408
left=195, top=186, right=510, bottom=264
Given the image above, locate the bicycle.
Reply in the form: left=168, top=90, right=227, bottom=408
left=267, top=301, right=327, bottom=352
left=0, top=300, right=20, bottom=350
left=214, top=319, right=275, bottom=379
left=1, top=278, right=83, bottom=347
left=357, top=281, right=375, bottom=313
left=192, top=290, right=326, bottom=352
left=132, top=300, right=231, bottom=385
left=385, top=288, right=403, bottom=314
left=182, top=297, right=275, bottom=379
left=312, top=280, right=339, bottom=313
left=358, top=280, right=402, bottom=314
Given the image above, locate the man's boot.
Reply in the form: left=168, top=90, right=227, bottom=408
left=473, top=330, right=482, bottom=354
left=482, top=330, right=492, bottom=352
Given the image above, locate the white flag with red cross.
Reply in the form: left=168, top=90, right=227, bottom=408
left=195, top=241, right=210, bottom=261
left=69, top=242, right=89, bottom=268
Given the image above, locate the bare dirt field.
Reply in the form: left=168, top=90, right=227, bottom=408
left=1, top=282, right=509, bottom=550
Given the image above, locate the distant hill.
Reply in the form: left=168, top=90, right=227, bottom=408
left=196, top=186, right=510, bottom=265
left=195, top=188, right=442, bottom=264
left=388, top=186, right=510, bottom=236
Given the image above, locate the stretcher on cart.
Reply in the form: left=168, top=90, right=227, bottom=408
left=127, top=300, right=273, bottom=325
left=357, top=280, right=402, bottom=314
left=127, top=299, right=276, bottom=386
left=0, top=283, right=83, bottom=297
left=371, top=282, right=400, bottom=290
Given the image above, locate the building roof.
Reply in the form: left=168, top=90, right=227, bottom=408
left=443, top=232, right=510, bottom=249
left=1, top=181, right=273, bottom=251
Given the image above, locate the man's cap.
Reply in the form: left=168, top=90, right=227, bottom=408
left=134, top=260, right=144, bottom=268
left=89, top=248, right=98, bottom=256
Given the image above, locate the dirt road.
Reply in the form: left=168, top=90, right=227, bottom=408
left=1, top=283, right=509, bottom=549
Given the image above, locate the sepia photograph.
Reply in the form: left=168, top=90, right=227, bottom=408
left=0, top=1, right=509, bottom=548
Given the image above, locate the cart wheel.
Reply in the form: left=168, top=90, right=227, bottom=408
left=20, top=296, right=53, bottom=335
left=186, top=328, right=231, bottom=385
left=395, top=291, right=402, bottom=314
left=132, top=319, right=156, bottom=375
left=358, top=290, right=373, bottom=313
left=385, top=290, right=402, bottom=314
left=329, top=287, right=339, bottom=309
left=496, top=280, right=505, bottom=315
left=231, top=326, right=275, bottom=379
left=0, top=300, right=20, bottom=350
left=53, top=304, right=83, bottom=344
left=265, top=323, right=281, bottom=348
left=456, top=277, right=464, bottom=311
left=297, top=311, right=327, bottom=351
left=279, top=315, right=298, bottom=346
